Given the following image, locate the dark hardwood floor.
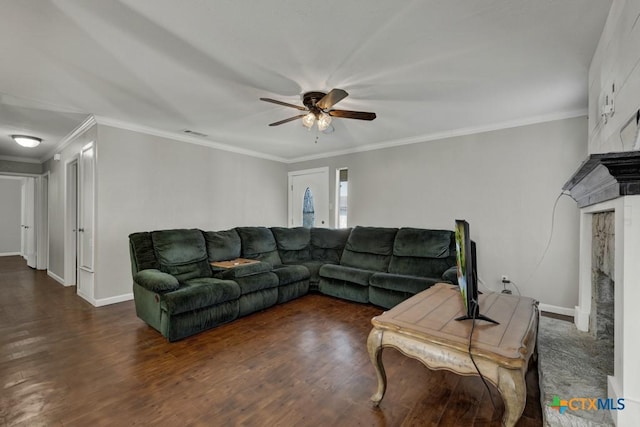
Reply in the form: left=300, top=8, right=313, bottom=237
left=0, top=256, right=543, bottom=426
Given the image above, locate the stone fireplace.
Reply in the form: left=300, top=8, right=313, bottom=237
left=564, top=151, right=640, bottom=425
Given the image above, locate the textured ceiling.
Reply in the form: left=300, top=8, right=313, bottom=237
left=0, top=0, right=612, bottom=163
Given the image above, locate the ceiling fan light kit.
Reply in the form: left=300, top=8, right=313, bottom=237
left=317, top=113, right=332, bottom=131
left=260, top=89, right=376, bottom=133
left=302, top=112, right=316, bottom=128
left=11, top=134, right=42, bottom=148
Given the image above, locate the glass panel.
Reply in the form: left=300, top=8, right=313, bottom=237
left=302, top=187, right=315, bottom=228
left=338, top=169, right=348, bottom=228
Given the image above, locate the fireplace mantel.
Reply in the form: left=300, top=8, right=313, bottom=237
left=564, top=150, right=640, bottom=425
left=563, top=151, right=640, bottom=208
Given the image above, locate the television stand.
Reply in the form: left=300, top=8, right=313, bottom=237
left=455, top=301, right=500, bottom=324
left=367, top=283, right=538, bottom=427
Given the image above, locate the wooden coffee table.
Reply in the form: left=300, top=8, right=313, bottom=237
left=367, top=283, right=538, bottom=427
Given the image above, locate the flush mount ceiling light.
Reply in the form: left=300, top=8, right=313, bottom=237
left=11, top=135, right=42, bottom=148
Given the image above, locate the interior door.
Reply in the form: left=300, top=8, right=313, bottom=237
left=21, top=177, right=37, bottom=268
left=66, top=159, right=79, bottom=286
left=288, top=167, right=329, bottom=228
left=77, top=143, right=95, bottom=301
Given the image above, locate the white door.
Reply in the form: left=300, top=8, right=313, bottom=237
left=77, top=143, right=95, bottom=301
left=288, top=167, right=329, bottom=228
left=65, top=159, right=79, bottom=286
left=35, top=175, right=49, bottom=270
left=21, top=177, right=37, bottom=268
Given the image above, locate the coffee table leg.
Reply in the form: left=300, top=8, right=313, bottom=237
left=496, top=366, right=526, bottom=427
left=367, top=328, right=386, bottom=405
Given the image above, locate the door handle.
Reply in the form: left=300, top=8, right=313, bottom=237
left=78, top=228, right=85, bottom=232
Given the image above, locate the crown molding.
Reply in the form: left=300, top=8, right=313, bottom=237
left=34, top=108, right=587, bottom=165
left=93, top=116, right=288, bottom=163
left=40, top=115, right=97, bottom=163
left=286, top=109, right=588, bottom=163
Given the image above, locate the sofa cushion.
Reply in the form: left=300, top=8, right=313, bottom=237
left=442, top=266, right=459, bottom=284
left=151, top=229, right=211, bottom=282
left=345, top=226, right=398, bottom=255
left=236, top=227, right=283, bottom=267
left=388, top=256, right=455, bottom=278
left=272, top=265, right=310, bottom=286
left=369, top=272, right=439, bottom=295
left=134, top=269, right=180, bottom=293
left=310, top=228, right=351, bottom=263
left=393, top=228, right=453, bottom=258
left=129, top=232, right=160, bottom=272
left=319, top=264, right=374, bottom=287
left=204, top=229, right=241, bottom=262
left=271, top=227, right=311, bottom=263
left=294, top=260, right=327, bottom=284
left=160, top=278, right=240, bottom=315
left=234, top=272, right=279, bottom=295
left=340, top=226, right=398, bottom=272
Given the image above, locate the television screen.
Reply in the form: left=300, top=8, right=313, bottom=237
left=454, top=219, right=498, bottom=324
left=454, top=219, right=472, bottom=314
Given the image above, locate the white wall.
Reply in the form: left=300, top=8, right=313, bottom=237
left=586, top=1, right=640, bottom=424
left=44, top=124, right=97, bottom=281
left=0, top=177, right=22, bottom=255
left=93, top=125, right=288, bottom=300
left=290, top=117, right=586, bottom=310
left=588, top=0, right=640, bottom=153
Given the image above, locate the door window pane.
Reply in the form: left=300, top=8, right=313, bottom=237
left=302, top=187, right=315, bottom=228
left=338, top=169, right=348, bottom=228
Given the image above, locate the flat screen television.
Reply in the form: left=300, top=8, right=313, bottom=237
left=454, top=219, right=498, bottom=324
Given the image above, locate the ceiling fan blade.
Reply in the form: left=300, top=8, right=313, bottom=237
left=317, top=89, right=348, bottom=110
left=328, top=110, right=376, bottom=121
left=268, top=114, right=306, bottom=126
left=260, top=98, right=307, bottom=111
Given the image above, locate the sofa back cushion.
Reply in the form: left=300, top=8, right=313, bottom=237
left=271, top=227, right=311, bottom=263
left=129, top=232, right=160, bottom=275
left=236, top=227, right=282, bottom=267
left=204, top=229, right=242, bottom=262
left=340, top=226, right=398, bottom=272
left=388, top=228, right=457, bottom=277
left=310, top=228, right=351, bottom=263
left=151, top=229, right=211, bottom=282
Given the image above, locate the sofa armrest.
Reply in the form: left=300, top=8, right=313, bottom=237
left=441, top=266, right=459, bottom=285
left=133, top=269, right=180, bottom=292
left=212, top=261, right=272, bottom=279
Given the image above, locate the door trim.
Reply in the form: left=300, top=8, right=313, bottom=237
left=64, top=155, right=79, bottom=287
left=287, top=167, right=329, bottom=228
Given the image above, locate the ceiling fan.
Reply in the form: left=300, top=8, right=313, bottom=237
left=260, top=89, right=376, bottom=131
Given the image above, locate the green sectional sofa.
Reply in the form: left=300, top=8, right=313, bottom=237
left=129, top=225, right=459, bottom=341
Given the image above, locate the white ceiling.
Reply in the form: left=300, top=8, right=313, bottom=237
left=0, top=0, right=612, bottom=163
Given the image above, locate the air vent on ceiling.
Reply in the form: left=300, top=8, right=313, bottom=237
left=182, top=129, right=208, bottom=137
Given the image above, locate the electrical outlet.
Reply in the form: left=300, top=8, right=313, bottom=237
left=501, top=275, right=509, bottom=283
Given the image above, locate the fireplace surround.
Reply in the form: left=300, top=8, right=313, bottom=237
left=564, top=151, right=640, bottom=425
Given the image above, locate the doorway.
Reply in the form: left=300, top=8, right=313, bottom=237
left=64, top=158, right=79, bottom=286
left=288, top=167, right=329, bottom=228
left=21, top=177, right=37, bottom=268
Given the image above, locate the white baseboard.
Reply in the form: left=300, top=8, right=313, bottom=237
left=538, top=303, right=574, bottom=317
left=574, top=305, right=590, bottom=331
left=47, top=270, right=65, bottom=285
left=95, top=293, right=133, bottom=307
left=77, top=292, right=134, bottom=307
left=0, top=252, right=21, bottom=257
